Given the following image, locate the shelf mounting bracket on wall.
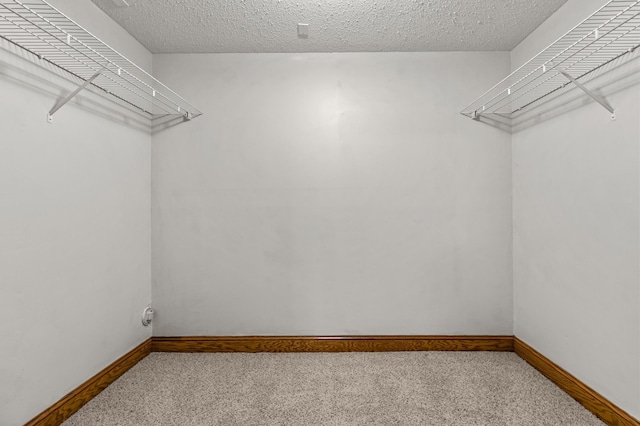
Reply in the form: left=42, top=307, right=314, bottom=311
left=556, top=68, right=616, bottom=120
left=460, top=0, right=640, bottom=131
left=47, top=67, right=105, bottom=123
left=1, top=0, right=202, bottom=125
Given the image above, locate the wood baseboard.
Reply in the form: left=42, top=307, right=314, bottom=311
left=151, top=335, right=515, bottom=353
left=25, top=338, right=152, bottom=426
left=514, top=337, right=639, bottom=426
left=26, top=335, right=639, bottom=426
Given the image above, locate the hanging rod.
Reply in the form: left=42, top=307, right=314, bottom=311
left=0, top=0, right=202, bottom=123
left=461, top=0, right=640, bottom=128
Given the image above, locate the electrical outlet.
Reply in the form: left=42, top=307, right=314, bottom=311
left=142, top=305, right=154, bottom=326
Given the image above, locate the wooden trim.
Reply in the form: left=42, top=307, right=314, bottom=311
left=151, top=335, right=514, bottom=353
left=25, top=338, right=152, bottom=426
left=514, top=337, right=639, bottom=426
left=27, top=335, right=639, bottom=426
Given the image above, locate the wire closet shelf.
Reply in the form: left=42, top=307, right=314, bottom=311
left=461, top=0, right=640, bottom=126
left=0, top=0, right=202, bottom=122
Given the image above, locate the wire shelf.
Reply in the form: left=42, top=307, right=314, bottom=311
left=461, top=0, right=640, bottom=126
left=0, top=0, right=202, bottom=121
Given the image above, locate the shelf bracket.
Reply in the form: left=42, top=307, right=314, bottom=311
left=48, top=68, right=105, bottom=123
left=557, top=68, right=615, bottom=120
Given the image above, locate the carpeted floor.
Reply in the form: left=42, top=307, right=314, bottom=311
left=63, top=352, right=605, bottom=425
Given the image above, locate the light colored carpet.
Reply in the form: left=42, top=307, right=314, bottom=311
left=63, top=352, right=605, bottom=426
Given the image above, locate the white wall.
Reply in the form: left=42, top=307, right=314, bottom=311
left=6, top=0, right=636, bottom=422
left=151, top=52, right=513, bottom=336
left=512, top=0, right=640, bottom=419
left=0, top=1, right=152, bottom=425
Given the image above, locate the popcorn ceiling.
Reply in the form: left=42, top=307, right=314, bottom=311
left=91, top=0, right=568, bottom=53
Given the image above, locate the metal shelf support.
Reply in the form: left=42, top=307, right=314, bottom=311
left=47, top=67, right=104, bottom=123
left=557, top=68, right=616, bottom=119
left=461, top=0, right=640, bottom=131
left=1, top=0, right=202, bottom=124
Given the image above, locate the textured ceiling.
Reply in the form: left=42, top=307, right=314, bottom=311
left=91, top=0, right=569, bottom=54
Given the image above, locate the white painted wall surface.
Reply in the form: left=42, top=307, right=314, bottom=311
left=512, top=0, right=640, bottom=419
left=152, top=52, right=512, bottom=336
left=0, top=2, right=152, bottom=425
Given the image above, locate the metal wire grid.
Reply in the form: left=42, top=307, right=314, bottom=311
left=0, top=0, right=202, bottom=119
left=461, top=0, right=640, bottom=120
